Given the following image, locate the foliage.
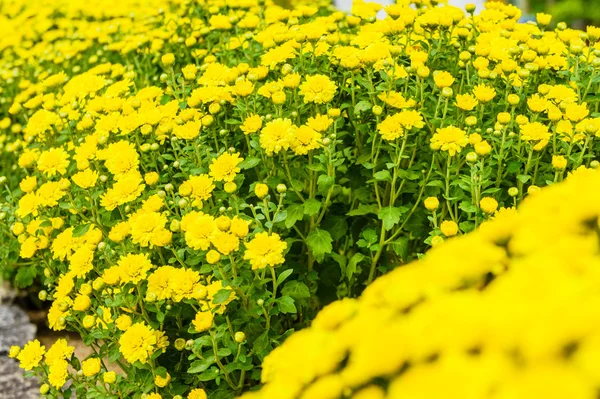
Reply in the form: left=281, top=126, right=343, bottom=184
left=242, top=167, right=600, bottom=399
left=0, top=0, right=600, bottom=398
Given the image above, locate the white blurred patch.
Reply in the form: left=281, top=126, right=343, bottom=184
left=333, top=0, right=487, bottom=16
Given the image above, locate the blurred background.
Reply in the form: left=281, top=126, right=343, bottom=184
left=291, top=0, right=600, bottom=28
left=527, top=0, right=600, bottom=28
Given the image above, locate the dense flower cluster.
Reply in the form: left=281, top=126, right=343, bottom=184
left=0, top=0, right=600, bottom=398
left=243, top=167, right=600, bottom=399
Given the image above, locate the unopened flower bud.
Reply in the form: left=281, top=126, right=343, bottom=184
left=234, top=332, right=246, bottom=343
left=174, top=338, right=186, bottom=351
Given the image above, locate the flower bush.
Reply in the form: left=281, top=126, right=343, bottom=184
left=1, top=0, right=600, bottom=398
left=241, top=167, right=600, bottom=399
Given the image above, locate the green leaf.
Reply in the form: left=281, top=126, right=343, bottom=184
left=517, top=174, right=530, bottom=183
left=238, top=157, right=261, bottom=170
left=506, top=161, right=521, bottom=174
left=354, top=75, right=370, bottom=89
left=391, top=236, right=410, bottom=260
left=108, top=346, right=121, bottom=362
left=72, top=224, right=91, bottom=238
left=217, top=348, right=232, bottom=357
left=188, top=359, right=215, bottom=374
left=303, top=199, right=321, bottom=217
left=322, top=216, right=347, bottom=241
left=482, top=187, right=502, bottom=195
left=347, top=204, right=378, bottom=216
left=317, top=175, right=335, bottom=194
left=306, top=163, right=326, bottom=172
left=362, top=229, right=378, bottom=243
left=397, top=169, right=420, bottom=180
left=155, top=367, right=168, bottom=378
left=276, top=269, right=293, bottom=286
left=59, top=202, right=73, bottom=210
left=281, top=281, right=310, bottom=300
left=212, top=289, right=232, bottom=304
left=285, top=204, right=304, bottom=229
left=276, top=296, right=297, bottom=314
left=373, top=170, right=392, bottom=182
left=354, top=100, right=371, bottom=114
left=253, top=331, right=270, bottom=355
left=197, top=368, right=220, bottom=382
left=331, top=252, right=346, bottom=272
left=15, top=266, right=36, bottom=288
left=378, top=207, right=402, bottom=231
left=459, top=201, right=477, bottom=214
left=346, top=253, right=365, bottom=280
left=427, top=180, right=445, bottom=188
left=273, top=210, right=287, bottom=224
left=459, top=221, right=476, bottom=234
left=306, top=228, right=333, bottom=262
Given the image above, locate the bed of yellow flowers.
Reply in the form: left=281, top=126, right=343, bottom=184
left=243, top=166, right=600, bottom=399
left=0, top=0, right=599, bottom=397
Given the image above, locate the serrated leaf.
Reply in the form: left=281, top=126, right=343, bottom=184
left=285, top=204, right=304, bottom=229
left=391, top=236, right=410, bottom=260
left=303, top=199, right=321, bottom=217
left=15, top=266, right=36, bottom=288
left=276, top=296, right=297, bottom=314
left=281, top=281, right=310, bottom=300
left=306, top=228, right=333, bottom=262
left=317, top=175, right=335, bottom=194
left=460, top=221, right=476, bottom=233
left=378, top=207, right=402, bottom=231
left=362, top=228, right=378, bottom=243
left=346, top=253, right=365, bottom=280
left=331, top=252, right=346, bottom=272
left=253, top=331, right=269, bottom=355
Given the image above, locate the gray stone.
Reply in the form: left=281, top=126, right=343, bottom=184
left=0, top=304, right=39, bottom=399
left=0, top=305, right=36, bottom=354
left=0, top=324, right=37, bottom=354
left=0, top=357, right=39, bottom=399
left=0, top=305, right=30, bottom=328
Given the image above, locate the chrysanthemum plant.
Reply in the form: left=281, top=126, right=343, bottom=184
left=1, top=0, right=600, bottom=398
